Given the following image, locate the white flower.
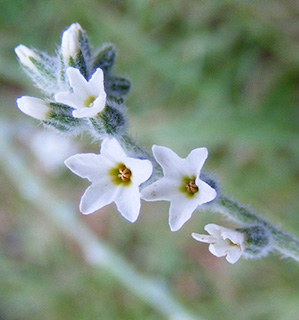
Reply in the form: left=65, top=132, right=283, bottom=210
left=55, top=67, right=106, bottom=118
left=15, top=45, right=39, bottom=70
left=192, top=224, right=245, bottom=264
left=64, top=137, right=153, bottom=222
left=16, top=96, right=51, bottom=120
left=141, top=145, right=217, bottom=232
left=61, top=23, right=82, bottom=61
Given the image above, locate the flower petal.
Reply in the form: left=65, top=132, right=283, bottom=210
left=91, top=93, right=106, bottom=112
left=125, top=157, right=153, bottom=186
left=64, top=153, right=110, bottom=182
left=141, top=178, right=179, bottom=201
left=168, top=198, right=198, bottom=231
left=89, top=68, right=105, bottom=94
left=226, top=246, right=243, bottom=264
left=152, top=145, right=185, bottom=178
left=55, top=92, right=84, bottom=110
left=79, top=183, right=116, bottom=215
left=100, top=138, right=128, bottom=164
left=115, top=186, right=141, bottom=222
left=204, top=224, right=223, bottom=238
left=185, top=147, right=208, bottom=176
left=66, top=67, right=91, bottom=95
left=195, top=179, right=217, bottom=205
left=208, top=241, right=229, bottom=257
left=192, top=233, right=217, bottom=244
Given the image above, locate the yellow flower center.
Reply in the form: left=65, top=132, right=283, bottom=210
left=85, top=95, right=96, bottom=107
left=185, top=179, right=199, bottom=194
left=110, top=163, right=132, bottom=186
left=228, top=239, right=241, bottom=249
left=118, top=166, right=132, bottom=182
left=180, top=176, right=199, bottom=197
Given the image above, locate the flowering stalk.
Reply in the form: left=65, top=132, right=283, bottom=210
left=15, top=23, right=299, bottom=264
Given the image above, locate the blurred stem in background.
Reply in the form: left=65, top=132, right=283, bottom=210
left=0, top=120, right=201, bottom=320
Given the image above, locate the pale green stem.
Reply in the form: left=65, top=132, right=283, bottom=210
left=0, top=122, right=201, bottom=320
left=214, top=195, right=299, bottom=262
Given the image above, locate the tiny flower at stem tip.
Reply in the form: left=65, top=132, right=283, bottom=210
left=192, top=224, right=245, bottom=264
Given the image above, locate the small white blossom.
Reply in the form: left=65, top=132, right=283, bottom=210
left=61, top=23, right=82, bottom=61
left=64, top=137, right=153, bottom=222
left=15, top=45, right=39, bottom=70
left=141, top=145, right=217, bottom=232
left=192, top=224, right=245, bottom=264
left=55, top=67, right=106, bottom=118
left=16, top=96, right=51, bottom=120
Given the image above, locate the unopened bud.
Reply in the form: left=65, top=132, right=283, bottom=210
left=15, top=45, right=39, bottom=70
left=61, top=23, right=83, bottom=61
left=16, top=96, right=51, bottom=121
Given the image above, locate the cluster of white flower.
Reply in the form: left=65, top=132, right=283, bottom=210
left=63, top=130, right=243, bottom=263
left=14, top=23, right=273, bottom=265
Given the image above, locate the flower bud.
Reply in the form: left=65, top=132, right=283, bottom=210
left=16, top=96, right=51, bottom=121
left=15, top=45, right=59, bottom=96
left=15, top=45, right=39, bottom=71
left=61, top=23, right=83, bottom=62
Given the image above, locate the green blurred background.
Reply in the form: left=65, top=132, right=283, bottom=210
left=0, top=0, right=298, bottom=319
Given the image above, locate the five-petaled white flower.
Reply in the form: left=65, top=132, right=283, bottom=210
left=64, top=137, right=153, bottom=222
left=141, top=145, right=217, bottom=232
left=55, top=67, right=106, bottom=118
left=192, top=224, right=245, bottom=264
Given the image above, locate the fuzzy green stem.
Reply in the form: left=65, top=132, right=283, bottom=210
left=89, top=117, right=105, bottom=136
left=214, top=195, right=299, bottom=262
